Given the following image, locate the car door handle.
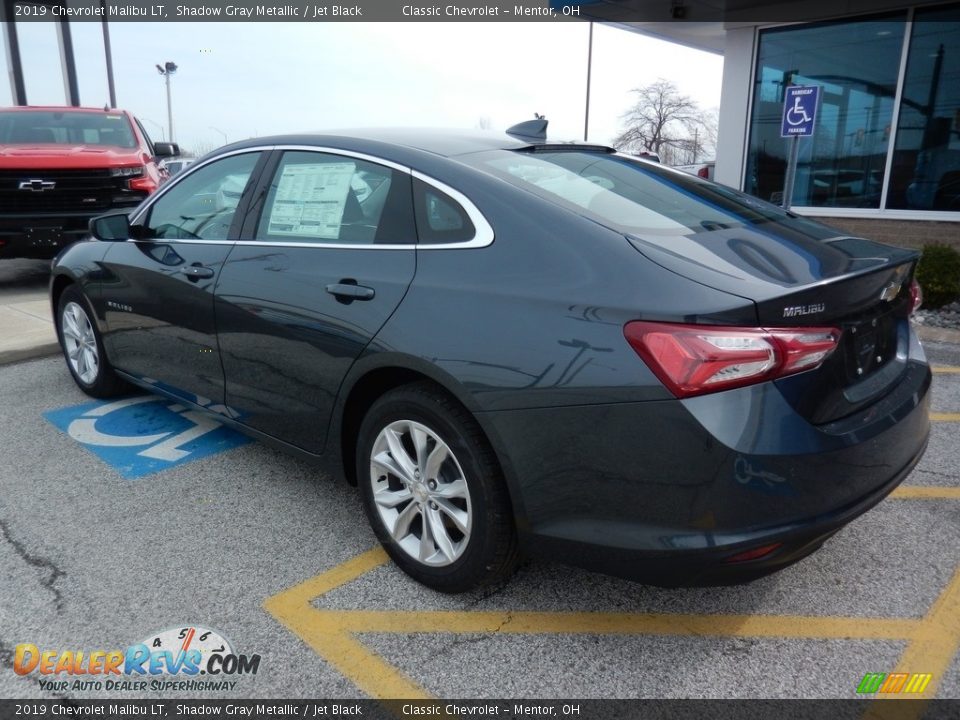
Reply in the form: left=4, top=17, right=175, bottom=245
left=180, top=264, right=215, bottom=280
left=326, top=281, right=375, bottom=303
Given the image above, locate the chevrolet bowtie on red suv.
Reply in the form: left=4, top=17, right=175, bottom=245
left=0, top=106, right=179, bottom=259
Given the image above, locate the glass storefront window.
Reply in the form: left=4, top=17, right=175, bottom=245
left=745, top=15, right=907, bottom=208
left=887, top=4, right=960, bottom=211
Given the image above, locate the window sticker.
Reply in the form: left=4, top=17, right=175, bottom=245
left=267, top=162, right=356, bottom=239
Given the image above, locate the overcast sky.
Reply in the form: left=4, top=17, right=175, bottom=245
left=1, top=22, right=722, bottom=152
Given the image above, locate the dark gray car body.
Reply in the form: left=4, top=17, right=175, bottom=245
left=50, top=129, right=931, bottom=584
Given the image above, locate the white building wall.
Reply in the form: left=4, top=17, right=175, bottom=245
left=714, top=25, right=757, bottom=189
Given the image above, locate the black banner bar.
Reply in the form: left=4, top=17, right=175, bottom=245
left=1, top=700, right=959, bottom=720
left=4, top=0, right=927, bottom=23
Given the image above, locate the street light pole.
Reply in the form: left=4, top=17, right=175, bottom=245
left=210, top=126, right=227, bottom=145
left=165, top=72, right=172, bottom=141
left=100, top=2, right=117, bottom=108
left=155, top=61, right=178, bottom=143
left=583, top=22, right=593, bottom=142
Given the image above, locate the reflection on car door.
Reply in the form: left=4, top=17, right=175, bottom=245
left=99, top=152, right=264, bottom=406
left=215, top=149, right=417, bottom=453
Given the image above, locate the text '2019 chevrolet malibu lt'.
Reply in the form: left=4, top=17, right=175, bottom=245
left=50, top=121, right=930, bottom=592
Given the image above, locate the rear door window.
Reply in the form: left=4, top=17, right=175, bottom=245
left=254, top=151, right=415, bottom=245
left=412, top=178, right=476, bottom=244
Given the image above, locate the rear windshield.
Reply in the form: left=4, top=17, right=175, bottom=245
left=0, top=110, right=137, bottom=148
left=464, top=149, right=821, bottom=237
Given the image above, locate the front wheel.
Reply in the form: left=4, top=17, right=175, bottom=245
left=357, top=382, right=519, bottom=593
left=57, top=284, right=129, bottom=398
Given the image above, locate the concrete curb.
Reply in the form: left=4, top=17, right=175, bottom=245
left=0, top=342, right=60, bottom=366
left=916, top=325, right=960, bottom=346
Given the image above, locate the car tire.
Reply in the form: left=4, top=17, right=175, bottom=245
left=57, top=284, right=129, bottom=398
left=357, top=382, right=519, bottom=593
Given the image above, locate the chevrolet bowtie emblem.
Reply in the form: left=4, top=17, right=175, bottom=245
left=879, top=281, right=902, bottom=302
left=19, top=179, right=56, bottom=192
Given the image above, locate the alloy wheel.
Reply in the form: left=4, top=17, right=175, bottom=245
left=61, top=301, right=99, bottom=385
left=369, top=419, right=472, bottom=567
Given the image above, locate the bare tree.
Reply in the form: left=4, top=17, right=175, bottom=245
left=475, top=116, right=493, bottom=131
left=613, top=79, right=711, bottom=164
left=673, top=107, right=720, bottom=164
left=699, top=107, right=719, bottom=159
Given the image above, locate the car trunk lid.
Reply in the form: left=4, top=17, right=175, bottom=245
left=627, top=227, right=919, bottom=424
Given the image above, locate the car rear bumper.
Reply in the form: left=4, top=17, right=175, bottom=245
left=520, top=437, right=926, bottom=586
left=480, top=334, right=932, bottom=586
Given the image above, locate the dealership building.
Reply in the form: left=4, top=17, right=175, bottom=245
left=609, top=0, right=960, bottom=248
left=3, top=1, right=958, bottom=250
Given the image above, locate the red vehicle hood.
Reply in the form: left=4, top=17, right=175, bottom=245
left=0, top=144, right=145, bottom=169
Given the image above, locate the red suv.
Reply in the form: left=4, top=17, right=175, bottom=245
left=0, top=106, right=178, bottom=259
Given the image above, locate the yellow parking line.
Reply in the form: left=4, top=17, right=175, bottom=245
left=891, top=486, right=960, bottom=500
left=931, top=366, right=960, bottom=374
left=278, top=613, right=427, bottom=700
left=262, top=548, right=429, bottom=699
left=264, top=548, right=932, bottom=701
left=328, top=608, right=919, bottom=639
left=863, top=569, right=960, bottom=719
left=931, top=412, right=960, bottom=422
left=891, top=568, right=960, bottom=696
left=265, top=546, right=386, bottom=606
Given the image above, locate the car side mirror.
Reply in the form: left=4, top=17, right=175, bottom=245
left=90, top=212, right=135, bottom=241
left=154, top=142, right=180, bottom=158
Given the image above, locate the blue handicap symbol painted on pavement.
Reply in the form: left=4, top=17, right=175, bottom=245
left=43, top=396, right=252, bottom=479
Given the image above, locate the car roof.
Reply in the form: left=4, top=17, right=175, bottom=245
left=324, top=128, right=538, bottom=156
left=216, top=128, right=609, bottom=160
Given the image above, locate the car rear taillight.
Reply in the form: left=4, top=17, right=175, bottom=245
left=909, top=279, right=923, bottom=315
left=623, top=321, right=842, bottom=398
left=697, top=166, right=709, bottom=179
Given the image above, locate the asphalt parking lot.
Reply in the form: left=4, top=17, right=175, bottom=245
left=0, top=336, right=958, bottom=703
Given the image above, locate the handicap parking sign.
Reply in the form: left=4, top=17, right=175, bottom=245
left=44, top=396, right=251, bottom=479
left=781, top=85, right=820, bottom=137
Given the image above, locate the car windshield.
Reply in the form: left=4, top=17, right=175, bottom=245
left=465, top=149, right=810, bottom=236
left=0, top=110, right=137, bottom=148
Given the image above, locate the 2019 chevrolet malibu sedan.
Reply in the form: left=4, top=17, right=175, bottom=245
left=50, top=122, right=931, bottom=592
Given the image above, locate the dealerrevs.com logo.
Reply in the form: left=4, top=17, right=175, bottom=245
left=14, top=626, right=261, bottom=693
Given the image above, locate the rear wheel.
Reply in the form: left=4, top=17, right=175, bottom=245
left=357, top=382, right=519, bottom=592
left=57, top=284, right=129, bottom=398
